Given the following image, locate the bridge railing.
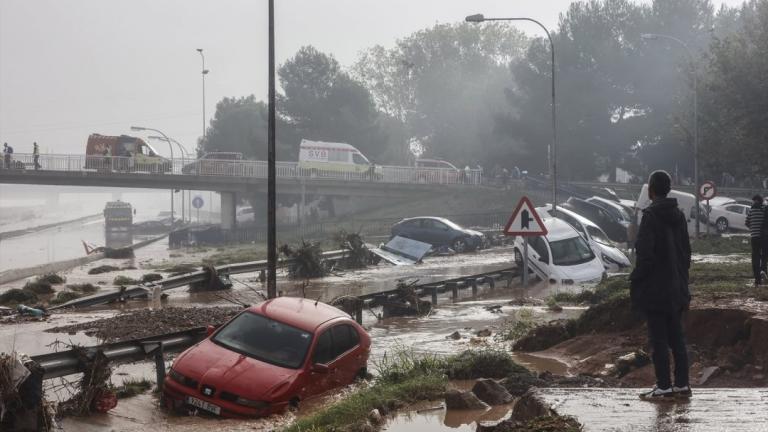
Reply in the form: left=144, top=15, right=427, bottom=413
left=2, top=153, right=483, bottom=185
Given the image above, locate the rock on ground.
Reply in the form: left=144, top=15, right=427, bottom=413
left=511, top=388, right=553, bottom=422
left=472, top=379, right=514, bottom=405
left=444, top=389, right=489, bottom=410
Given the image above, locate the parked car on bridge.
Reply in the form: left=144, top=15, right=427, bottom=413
left=85, top=133, right=171, bottom=173
left=390, top=216, right=485, bottom=253
left=182, top=152, right=244, bottom=175
left=513, top=218, right=605, bottom=286
left=164, top=297, right=371, bottom=418
left=708, top=203, right=750, bottom=233
left=536, top=204, right=630, bottom=271
left=414, top=158, right=460, bottom=183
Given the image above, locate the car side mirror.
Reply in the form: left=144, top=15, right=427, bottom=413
left=206, top=325, right=216, bottom=336
left=311, top=363, right=330, bottom=374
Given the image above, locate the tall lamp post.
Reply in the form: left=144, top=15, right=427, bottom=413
left=150, top=135, right=193, bottom=223
left=266, top=0, right=277, bottom=299
left=641, top=33, right=700, bottom=238
left=466, top=14, right=558, bottom=215
left=131, top=126, right=175, bottom=226
left=196, top=49, right=210, bottom=143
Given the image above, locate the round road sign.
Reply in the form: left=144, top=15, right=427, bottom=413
left=192, top=196, right=204, bottom=209
left=699, top=181, right=717, bottom=200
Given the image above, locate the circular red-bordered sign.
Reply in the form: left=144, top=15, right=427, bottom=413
left=699, top=181, right=717, bottom=200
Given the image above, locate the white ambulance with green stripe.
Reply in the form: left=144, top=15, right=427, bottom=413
left=298, top=139, right=377, bottom=176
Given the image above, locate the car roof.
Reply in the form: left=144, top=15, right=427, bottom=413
left=588, top=196, right=624, bottom=210
left=300, top=138, right=359, bottom=152
left=248, top=297, right=349, bottom=332
left=400, top=216, right=456, bottom=225
left=542, top=218, right=581, bottom=242
left=537, top=204, right=600, bottom=230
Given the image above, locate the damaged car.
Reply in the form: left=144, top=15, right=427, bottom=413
left=390, top=216, right=485, bottom=253
left=163, top=297, right=371, bottom=418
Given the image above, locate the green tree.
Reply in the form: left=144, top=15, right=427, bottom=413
left=699, top=0, right=768, bottom=184
left=278, top=46, right=388, bottom=162
left=354, top=23, right=528, bottom=166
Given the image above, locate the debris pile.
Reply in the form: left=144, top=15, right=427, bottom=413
left=378, top=280, right=432, bottom=318
left=58, top=348, right=116, bottom=416
left=0, top=353, right=52, bottom=431
left=335, top=230, right=377, bottom=269
left=280, top=241, right=328, bottom=279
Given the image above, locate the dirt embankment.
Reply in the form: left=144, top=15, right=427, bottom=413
left=515, top=277, right=768, bottom=388
left=47, top=307, right=242, bottom=342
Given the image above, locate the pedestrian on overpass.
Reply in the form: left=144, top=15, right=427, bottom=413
left=3, top=142, right=13, bottom=169
left=630, top=170, right=692, bottom=400
left=746, top=194, right=767, bottom=286
left=33, top=142, right=40, bottom=170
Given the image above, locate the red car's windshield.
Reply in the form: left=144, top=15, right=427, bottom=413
left=212, top=311, right=312, bottom=369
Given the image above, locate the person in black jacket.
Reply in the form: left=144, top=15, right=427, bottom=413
left=745, top=194, right=766, bottom=285
left=630, top=170, right=692, bottom=400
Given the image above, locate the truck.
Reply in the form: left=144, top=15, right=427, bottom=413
left=85, top=134, right=171, bottom=173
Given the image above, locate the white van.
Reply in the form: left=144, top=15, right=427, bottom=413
left=635, top=184, right=699, bottom=236
left=298, top=139, right=375, bottom=175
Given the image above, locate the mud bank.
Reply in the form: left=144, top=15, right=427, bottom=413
left=515, top=296, right=768, bottom=387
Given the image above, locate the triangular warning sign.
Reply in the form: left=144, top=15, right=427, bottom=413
left=503, top=196, right=548, bottom=236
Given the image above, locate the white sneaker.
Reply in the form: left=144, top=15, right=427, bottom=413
left=639, top=386, right=674, bottom=400
left=673, top=385, right=692, bottom=398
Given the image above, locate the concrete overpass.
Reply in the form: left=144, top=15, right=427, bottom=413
left=0, top=153, right=484, bottom=229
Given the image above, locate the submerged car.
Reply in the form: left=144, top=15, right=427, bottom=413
left=164, top=297, right=371, bottom=418
left=537, top=204, right=630, bottom=271
left=390, top=216, right=485, bottom=253
left=513, top=218, right=605, bottom=286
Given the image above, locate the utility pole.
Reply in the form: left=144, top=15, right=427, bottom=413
left=267, top=0, right=277, bottom=298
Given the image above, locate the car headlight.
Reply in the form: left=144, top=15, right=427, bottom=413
left=235, top=397, right=270, bottom=409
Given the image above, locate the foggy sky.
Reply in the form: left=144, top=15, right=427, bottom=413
left=0, top=0, right=746, bottom=157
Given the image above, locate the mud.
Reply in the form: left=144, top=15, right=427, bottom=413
left=46, top=307, right=242, bottom=342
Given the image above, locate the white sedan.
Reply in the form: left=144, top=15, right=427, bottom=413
left=708, top=203, right=749, bottom=233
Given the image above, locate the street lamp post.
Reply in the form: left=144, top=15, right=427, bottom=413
left=196, top=49, right=210, bottom=144
left=150, top=135, right=193, bottom=223
left=466, top=14, right=558, bottom=215
left=131, top=126, right=175, bottom=226
left=266, top=0, right=277, bottom=299
left=641, top=33, right=700, bottom=238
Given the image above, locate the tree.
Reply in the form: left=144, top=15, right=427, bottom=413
left=200, top=95, right=291, bottom=160
left=278, top=46, right=388, bottom=162
left=699, top=0, right=768, bottom=184
left=354, top=23, right=528, bottom=166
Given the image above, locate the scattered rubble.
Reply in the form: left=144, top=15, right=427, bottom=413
left=446, top=331, right=462, bottom=340
left=47, top=307, right=241, bottom=342
left=472, top=378, right=514, bottom=405
left=379, top=280, right=432, bottom=318
left=87, top=265, right=120, bottom=275
left=280, top=241, right=328, bottom=279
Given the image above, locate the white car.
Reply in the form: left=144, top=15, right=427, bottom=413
left=513, top=218, right=606, bottom=286
left=537, top=204, right=630, bottom=272
left=236, top=206, right=255, bottom=223
left=708, top=203, right=749, bottom=233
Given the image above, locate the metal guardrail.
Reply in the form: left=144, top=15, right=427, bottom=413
left=48, top=249, right=349, bottom=310
left=1, top=153, right=484, bottom=186
left=31, top=328, right=207, bottom=380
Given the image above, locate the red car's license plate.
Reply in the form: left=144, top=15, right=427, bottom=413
left=186, top=396, right=221, bottom=415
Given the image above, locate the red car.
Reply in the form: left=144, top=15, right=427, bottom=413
left=163, top=297, right=371, bottom=418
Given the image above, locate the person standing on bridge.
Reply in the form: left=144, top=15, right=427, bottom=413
left=3, top=143, right=13, bottom=169
left=630, top=170, right=692, bottom=400
left=33, top=142, right=40, bottom=170
left=745, top=194, right=767, bottom=286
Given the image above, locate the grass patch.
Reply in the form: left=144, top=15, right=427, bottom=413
left=140, top=273, right=163, bottom=283
left=49, top=290, right=83, bottom=305
left=0, top=289, right=38, bottom=306
left=113, top=378, right=153, bottom=398
left=88, top=265, right=120, bottom=275
left=113, top=275, right=140, bottom=286
left=692, top=235, right=750, bottom=255
left=23, top=280, right=54, bottom=295
left=443, top=349, right=529, bottom=379
left=66, top=283, right=99, bottom=294
left=37, top=273, right=66, bottom=285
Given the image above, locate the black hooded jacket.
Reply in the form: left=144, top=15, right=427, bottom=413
left=629, top=197, right=692, bottom=313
